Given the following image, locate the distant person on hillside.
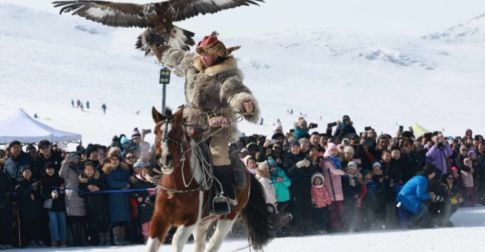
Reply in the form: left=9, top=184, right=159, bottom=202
left=76, top=99, right=81, bottom=108
left=101, top=103, right=107, bottom=114
left=71, top=99, right=75, bottom=108
left=86, top=101, right=90, bottom=110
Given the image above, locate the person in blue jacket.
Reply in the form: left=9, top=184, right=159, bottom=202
left=397, top=164, right=437, bottom=228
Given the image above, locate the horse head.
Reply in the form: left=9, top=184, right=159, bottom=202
left=152, top=106, right=188, bottom=175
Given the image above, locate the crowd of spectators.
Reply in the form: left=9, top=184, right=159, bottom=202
left=1, top=115, right=484, bottom=249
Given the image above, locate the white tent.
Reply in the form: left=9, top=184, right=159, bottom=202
left=0, top=108, right=82, bottom=144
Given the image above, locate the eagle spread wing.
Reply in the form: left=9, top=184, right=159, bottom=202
left=166, top=0, right=264, bottom=22
left=52, top=0, right=152, bottom=28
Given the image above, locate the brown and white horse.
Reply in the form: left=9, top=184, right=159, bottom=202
left=146, top=106, right=272, bottom=252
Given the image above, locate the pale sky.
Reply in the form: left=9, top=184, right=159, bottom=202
left=3, top=0, right=485, bottom=37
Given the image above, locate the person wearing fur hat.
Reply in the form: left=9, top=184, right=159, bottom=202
left=311, top=173, right=331, bottom=232
left=59, top=153, right=87, bottom=246
left=256, top=161, right=277, bottom=209
left=102, top=147, right=131, bottom=245
left=154, top=32, right=259, bottom=213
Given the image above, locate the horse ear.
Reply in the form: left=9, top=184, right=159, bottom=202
left=152, top=106, right=164, bottom=123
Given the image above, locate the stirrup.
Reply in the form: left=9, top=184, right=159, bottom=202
left=212, top=195, right=231, bottom=215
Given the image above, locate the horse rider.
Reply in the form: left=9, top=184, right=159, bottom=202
left=153, top=32, right=260, bottom=214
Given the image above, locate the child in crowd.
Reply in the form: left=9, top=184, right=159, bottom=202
left=79, top=161, right=110, bottom=245
left=322, top=143, right=345, bottom=232
left=342, top=161, right=363, bottom=231
left=460, top=157, right=475, bottom=206
left=311, top=173, right=331, bottom=232
left=268, top=157, right=291, bottom=213
left=243, top=155, right=258, bottom=175
left=15, top=167, right=45, bottom=247
left=130, top=160, right=155, bottom=242
left=40, top=162, right=67, bottom=247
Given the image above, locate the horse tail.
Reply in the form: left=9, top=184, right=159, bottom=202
left=241, top=174, right=273, bottom=250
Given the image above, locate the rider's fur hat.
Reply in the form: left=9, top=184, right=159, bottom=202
left=196, top=32, right=240, bottom=57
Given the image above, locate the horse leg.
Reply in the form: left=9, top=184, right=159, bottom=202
left=204, top=219, right=236, bottom=252
left=172, top=224, right=196, bottom=252
left=193, top=219, right=212, bottom=252
left=146, top=215, right=170, bottom=252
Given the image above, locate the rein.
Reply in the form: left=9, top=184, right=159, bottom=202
left=155, top=112, right=248, bottom=195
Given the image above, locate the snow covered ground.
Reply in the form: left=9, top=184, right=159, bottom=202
left=6, top=206, right=485, bottom=252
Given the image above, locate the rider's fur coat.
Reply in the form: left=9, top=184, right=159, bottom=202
left=160, top=48, right=259, bottom=141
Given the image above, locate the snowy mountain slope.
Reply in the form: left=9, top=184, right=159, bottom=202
left=423, top=13, right=485, bottom=43
left=1, top=3, right=485, bottom=145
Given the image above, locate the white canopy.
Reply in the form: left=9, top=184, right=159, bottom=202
left=0, top=108, right=82, bottom=144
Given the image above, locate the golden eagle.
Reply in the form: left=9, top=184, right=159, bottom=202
left=53, top=0, right=263, bottom=54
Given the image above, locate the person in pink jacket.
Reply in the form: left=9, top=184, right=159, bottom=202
left=321, top=143, right=346, bottom=232
left=311, top=173, right=332, bottom=232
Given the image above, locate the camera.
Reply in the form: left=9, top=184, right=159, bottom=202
left=327, top=122, right=337, bottom=128
left=142, top=129, right=152, bottom=134
left=308, top=123, right=318, bottom=129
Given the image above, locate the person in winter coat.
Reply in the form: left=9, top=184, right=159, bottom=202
left=103, top=147, right=131, bottom=245
left=476, top=142, right=485, bottom=204
left=40, top=162, right=67, bottom=247
left=321, top=142, right=346, bottom=232
left=59, top=152, right=87, bottom=246
left=0, top=168, right=14, bottom=249
left=460, top=157, right=476, bottom=206
left=334, top=115, right=357, bottom=141
left=293, top=117, right=310, bottom=140
left=130, top=160, right=155, bottom=243
left=256, top=161, right=277, bottom=209
left=268, top=156, right=291, bottom=213
left=397, top=164, right=437, bottom=229
left=283, top=140, right=314, bottom=235
left=4, top=141, right=33, bottom=181
left=425, top=134, right=452, bottom=178
left=155, top=32, right=259, bottom=213
left=15, top=167, right=45, bottom=247
left=79, top=161, right=110, bottom=245
left=432, top=173, right=461, bottom=227
left=310, top=173, right=331, bottom=232
left=35, top=140, right=63, bottom=176
left=363, top=162, right=388, bottom=229
left=341, top=161, right=363, bottom=231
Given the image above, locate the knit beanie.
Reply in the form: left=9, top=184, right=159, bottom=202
left=131, top=128, right=141, bottom=139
